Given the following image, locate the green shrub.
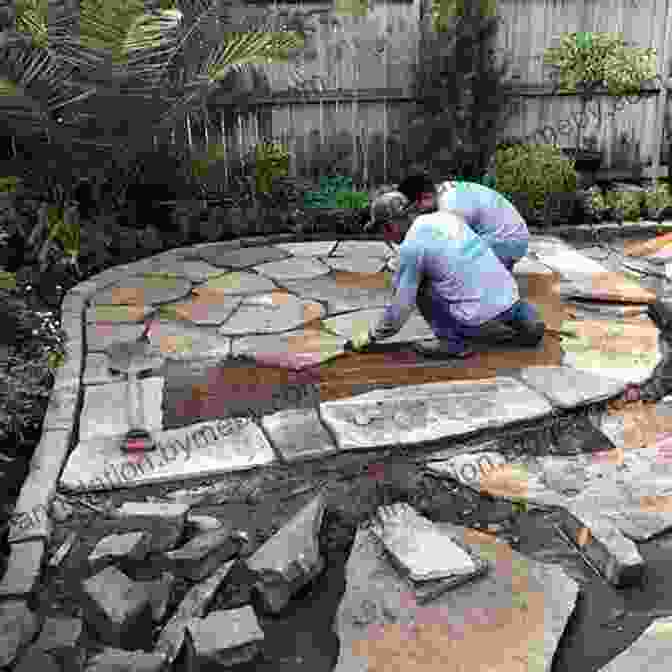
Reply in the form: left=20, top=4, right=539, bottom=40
left=493, top=143, right=578, bottom=221
left=604, top=189, right=644, bottom=221
left=643, top=181, right=672, bottom=217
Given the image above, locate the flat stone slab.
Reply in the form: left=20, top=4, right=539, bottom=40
left=232, top=327, right=347, bottom=369
left=331, top=240, right=393, bottom=258
left=623, top=232, right=672, bottom=257
left=148, top=320, right=231, bottom=360
left=85, top=648, right=166, bottom=672
left=649, top=246, right=672, bottom=262
left=598, top=616, right=672, bottom=671
left=187, top=606, right=264, bottom=667
left=89, top=532, right=151, bottom=564
left=261, top=407, right=339, bottom=461
left=370, top=503, right=476, bottom=581
left=83, top=353, right=126, bottom=385
left=281, top=275, right=392, bottom=313
left=78, top=377, right=163, bottom=442
left=0, top=541, right=45, bottom=597
left=559, top=272, right=657, bottom=304
left=34, top=615, right=83, bottom=651
left=246, top=494, right=326, bottom=614
left=320, top=378, right=553, bottom=452
left=512, top=256, right=555, bottom=274
left=322, top=308, right=435, bottom=343
left=622, top=257, right=667, bottom=277
left=561, top=503, right=645, bottom=586
left=86, top=304, right=154, bottom=323
left=158, top=294, right=242, bottom=327
left=0, top=601, right=37, bottom=667
left=193, top=271, right=277, bottom=297
left=253, top=257, right=332, bottom=281
left=91, top=275, right=193, bottom=307
left=86, top=323, right=146, bottom=351
left=333, top=522, right=578, bottom=672
left=218, top=292, right=325, bottom=335
left=199, top=244, right=289, bottom=269
left=567, top=299, right=651, bottom=319
left=536, top=247, right=610, bottom=275
left=60, top=418, right=275, bottom=492
left=560, top=318, right=662, bottom=384
left=322, top=256, right=388, bottom=274
left=274, top=241, right=339, bottom=257
left=520, top=365, right=626, bottom=409
left=139, top=259, right=227, bottom=283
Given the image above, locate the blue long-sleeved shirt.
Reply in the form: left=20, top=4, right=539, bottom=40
left=369, top=211, right=519, bottom=341
left=436, top=181, right=529, bottom=244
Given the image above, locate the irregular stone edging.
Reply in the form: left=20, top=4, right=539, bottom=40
left=0, top=232, right=650, bottom=606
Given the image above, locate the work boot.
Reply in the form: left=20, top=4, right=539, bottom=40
left=413, top=340, right=475, bottom=359
left=511, top=320, right=546, bottom=347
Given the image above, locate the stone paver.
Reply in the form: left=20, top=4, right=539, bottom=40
left=85, top=648, right=166, bottom=672
left=60, top=418, right=275, bottom=492
left=537, top=247, right=609, bottom=275
left=86, top=323, right=146, bottom=351
left=87, top=304, right=154, bottom=324
left=322, top=256, right=388, bottom=274
left=13, top=648, right=61, bottom=672
left=560, top=272, right=657, bottom=304
left=193, top=271, right=277, bottom=297
left=520, top=365, right=626, bottom=408
left=199, top=244, right=289, bottom=269
left=231, top=327, right=347, bottom=369
left=512, top=256, right=555, bottom=275
left=331, top=240, right=393, bottom=258
left=246, top=494, right=325, bottom=614
left=91, top=276, right=193, bottom=307
left=141, top=259, right=227, bottom=283
left=35, top=615, right=83, bottom=652
left=0, top=600, right=37, bottom=667
left=0, top=541, right=45, bottom=597
left=155, top=560, right=235, bottom=663
left=254, top=257, right=332, bottom=281
left=143, top=571, right=174, bottom=622
left=281, top=275, right=391, bottom=313
left=81, top=566, right=153, bottom=648
left=187, top=606, right=264, bottom=667
left=274, top=241, right=339, bottom=257
left=320, top=379, right=553, bottom=452
left=78, top=377, right=163, bottom=442
left=148, top=320, right=231, bottom=360
left=89, top=532, right=151, bottom=564
left=158, top=294, right=242, bottom=327
left=333, top=522, right=578, bottom=672
left=598, top=616, right=672, bottom=671
left=322, top=307, right=435, bottom=343
left=218, top=293, right=325, bottom=336
left=261, top=407, right=339, bottom=461
left=83, top=353, right=126, bottom=385
left=370, top=503, right=476, bottom=581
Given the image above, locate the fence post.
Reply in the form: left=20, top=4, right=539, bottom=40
left=652, top=0, right=672, bottom=179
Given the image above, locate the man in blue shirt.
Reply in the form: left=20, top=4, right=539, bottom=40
left=346, top=191, right=545, bottom=358
left=397, top=172, right=529, bottom=271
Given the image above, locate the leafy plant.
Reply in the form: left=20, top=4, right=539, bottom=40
left=604, top=189, right=643, bottom=221
left=493, top=143, right=578, bottom=220
left=254, top=141, right=291, bottom=195
left=643, top=181, right=672, bottom=218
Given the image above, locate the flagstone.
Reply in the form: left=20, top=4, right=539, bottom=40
left=520, top=365, right=626, bottom=409
left=253, top=257, right=332, bottom=281
left=567, top=299, right=651, bottom=319
left=86, top=304, right=154, bottom=324
left=158, top=294, right=242, bottom=327
left=148, top=320, right=231, bottom=360
left=86, top=323, right=146, bottom=352
left=598, top=616, right=672, bottom=671
left=537, top=248, right=609, bottom=276
left=560, top=272, right=656, bottom=304
left=193, top=271, right=277, bottom=297
left=649, top=245, right=672, bottom=262
left=322, top=256, right=388, bottom=274
left=91, top=276, right=193, bottom=306
left=322, top=308, right=434, bottom=343
left=623, top=232, right=672, bottom=257
left=281, top=275, right=392, bottom=314
left=261, top=407, right=339, bottom=461
left=199, top=244, right=289, bottom=269
left=622, top=257, right=666, bottom=277
left=274, top=241, right=339, bottom=257
left=83, top=353, right=126, bottom=385
left=78, top=377, right=164, bottom=442
left=218, top=293, right=325, bottom=336
left=159, top=259, right=229, bottom=283
left=231, top=327, right=347, bottom=369
left=320, top=379, right=553, bottom=452
left=59, top=418, right=275, bottom=492
left=333, top=522, right=578, bottom=672
left=512, top=256, right=555, bottom=275
left=331, top=240, right=394, bottom=258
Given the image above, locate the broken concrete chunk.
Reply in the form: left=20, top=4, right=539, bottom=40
left=246, top=494, right=326, bottom=614
left=187, top=515, right=222, bottom=532
left=35, top=615, right=83, bottom=651
left=89, top=531, right=151, bottom=564
left=562, top=504, right=645, bottom=587
left=85, top=647, right=166, bottom=672
left=164, top=526, right=242, bottom=581
left=186, top=606, right=264, bottom=667
left=0, top=600, right=37, bottom=667
left=154, top=560, right=235, bottom=664
left=598, top=616, right=672, bottom=671
left=111, top=501, right=189, bottom=521
left=13, top=648, right=61, bottom=672
left=0, top=540, right=46, bottom=597
left=81, top=566, right=153, bottom=649
left=141, top=572, right=174, bottom=622
left=370, top=503, right=476, bottom=582
left=109, top=502, right=189, bottom=553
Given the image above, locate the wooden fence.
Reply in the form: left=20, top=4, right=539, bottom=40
left=159, top=0, right=672, bottom=185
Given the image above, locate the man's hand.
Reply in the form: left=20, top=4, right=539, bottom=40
left=345, top=328, right=372, bottom=352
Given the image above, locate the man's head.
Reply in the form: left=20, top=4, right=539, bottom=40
left=397, top=172, right=437, bottom=211
left=369, top=190, right=414, bottom=244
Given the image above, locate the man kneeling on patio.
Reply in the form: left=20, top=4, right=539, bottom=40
left=345, top=191, right=545, bottom=358
left=396, top=171, right=530, bottom=272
